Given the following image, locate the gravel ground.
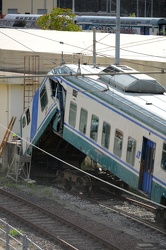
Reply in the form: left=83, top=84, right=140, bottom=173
left=0, top=176, right=166, bottom=250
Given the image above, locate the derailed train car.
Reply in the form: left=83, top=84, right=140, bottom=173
left=20, top=63, right=166, bottom=207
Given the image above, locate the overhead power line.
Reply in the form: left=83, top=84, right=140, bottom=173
left=0, top=69, right=165, bottom=79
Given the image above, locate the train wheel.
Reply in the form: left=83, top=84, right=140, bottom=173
left=55, top=170, right=63, bottom=186
left=63, top=179, right=72, bottom=191
left=63, top=169, right=72, bottom=191
left=80, top=175, right=92, bottom=197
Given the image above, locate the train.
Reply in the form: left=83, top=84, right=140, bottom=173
left=75, top=16, right=166, bottom=35
left=0, top=14, right=41, bottom=28
left=0, top=13, right=166, bottom=35
left=19, top=63, right=166, bottom=208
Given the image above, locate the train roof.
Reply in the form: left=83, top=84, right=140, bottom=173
left=76, top=16, right=166, bottom=25
left=52, top=64, right=166, bottom=136
left=55, top=63, right=165, bottom=94
left=100, top=65, right=165, bottom=93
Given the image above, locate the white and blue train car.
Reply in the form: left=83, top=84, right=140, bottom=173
left=1, top=14, right=166, bottom=35
left=75, top=16, right=166, bottom=35
left=20, top=64, right=166, bottom=206
left=0, top=14, right=41, bottom=28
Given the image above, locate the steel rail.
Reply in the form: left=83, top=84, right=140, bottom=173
left=0, top=188, right=121, bottom=250
left=98, top=202, right=166, bottom=236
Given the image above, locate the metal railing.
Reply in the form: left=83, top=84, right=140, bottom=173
left=0, top=219, right=43, bottom=250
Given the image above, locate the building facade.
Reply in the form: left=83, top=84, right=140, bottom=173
left=0, top=72, right=24, bottom=142
left=1, top=0, right=166, bottom=17
left=2, top=0, right=58, bottom=15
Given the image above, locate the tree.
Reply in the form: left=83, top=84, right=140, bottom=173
left=37, top=8, right=81, bottom=31
left=129, top=13, right=136, bottom=17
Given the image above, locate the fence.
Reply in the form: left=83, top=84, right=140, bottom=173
left=0, top=219, right=43, bottom=250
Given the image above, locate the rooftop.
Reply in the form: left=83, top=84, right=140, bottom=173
left=0, top=28, right=166, bottom=63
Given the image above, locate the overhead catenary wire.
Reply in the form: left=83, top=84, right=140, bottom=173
left=0, top=69, right=165, bottom=80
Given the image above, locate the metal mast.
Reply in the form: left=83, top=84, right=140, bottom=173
left=115, top=0, right=120, bottom=65
left=72, top=0, right=75, bottom=13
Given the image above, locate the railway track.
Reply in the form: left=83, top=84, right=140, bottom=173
left=35, top=177, right=166, bottom=236
left=0, top=188, right=121, bottom=250
left=83, top=189, right=166, bottom=235
left=98, top=200, right=166, bottom=235
left=59, top=183, right=166, bottom=235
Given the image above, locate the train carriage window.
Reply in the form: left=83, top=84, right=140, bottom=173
left=79, top=108, right=87, bottom=134
left=26, top=109, right=30, bottom=125
left=90, top=115, right=99, bottom=141
left=113, top=129, right=123, bottom=157
left=161, top=143, right=166, bottom=171
left=126, top=137, right=136, bottom=166
left=69, top=102, right=77, bottom=127
left=101, top=122, right=111, bottom=149
left=40, top=85, right=48, bottom=112
left=22, top=116, right=26, bottom=128
left=72, top=89, right=78, bottom=98
left=49, top=78, right=57, bottom=98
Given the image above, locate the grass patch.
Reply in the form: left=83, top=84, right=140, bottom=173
left=24, top=181, right=37, bottom=190
left=9, top=229, right=24, bottom=238
left=43, top=187, right=53, bottom=198
left=4, top=182, right=19, bottom=189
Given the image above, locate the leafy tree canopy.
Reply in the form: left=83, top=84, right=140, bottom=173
left=37, top=8, right=81, bottom=31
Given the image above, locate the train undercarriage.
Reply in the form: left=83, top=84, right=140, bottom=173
left=29, top=124, right=126, bottom=196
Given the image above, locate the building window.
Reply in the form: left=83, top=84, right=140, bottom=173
left=90, top=114, right=99, bottom=141
left=113, top=129, right=123, bottom=157
left=8, top=9, right=18, bottom=14
left=126, top=137, right=136, bottom=166
left=161, top=143, right=166, bottom=171
left=37, top=9, right=47, bottom=14
left=69, top=102, right=77, bottom=127
left=40, top=85, right=48, bottom=112
left=101, top=122, right=110, bottom=149
left=79, top=108, right=87, bottom=134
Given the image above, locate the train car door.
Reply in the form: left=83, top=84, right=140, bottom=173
left=139, top=137, right=156, bottom=196
left=140, top=26, right=150, bottom=35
